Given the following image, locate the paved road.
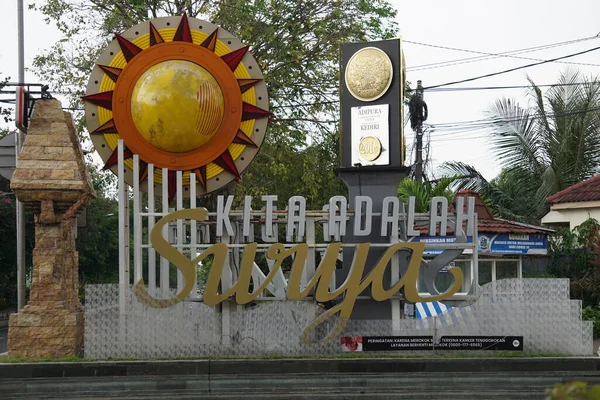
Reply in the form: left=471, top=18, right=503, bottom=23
left=0, top=327, right=7, bottom=354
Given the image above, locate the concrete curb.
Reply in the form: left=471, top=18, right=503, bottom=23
left=1, top=357, right=600, bottom=379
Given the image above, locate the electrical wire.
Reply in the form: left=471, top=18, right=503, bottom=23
left=405, top=36, right=600, bottom=71
left=428, top=106, right=600, bottom=129
left=424, top=45, right=600, bottom=90
left=425, top=81, right=600, bottom=92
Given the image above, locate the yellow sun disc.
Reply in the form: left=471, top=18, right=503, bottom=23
left=84, top=15, right=270, bottom=195
left=131, top=60, right=225, bottom=153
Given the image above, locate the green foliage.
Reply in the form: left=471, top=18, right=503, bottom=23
left=548, top=218, right=600, bottom=306
left=31, top=0, right=398, bottom=208
left=77, top=196, right=119, bottom=286
left=397, top=175, right=462, bottom=213
left=0, top=177, right=35, bottom=310
left=0, top=76, right=13, bottom=137
left=582, top=305, right=600, bottom=338
left=441, top=71, right=600, bottom=224
left=547, top=382, right=600, bottom=400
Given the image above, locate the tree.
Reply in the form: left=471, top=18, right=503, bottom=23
left=77, top=195, right=119, bottom=287
left=397, top=175, right=461, bottom=213
left=443, top=70, right=600, bottom=224
left=548, top=218, right=600, bottom=307
left=32, top=0, right=398, bottom=210
left=0, top=76, right=13, bottom=137
left=0, top=177, right=35, bottom=310
left=76, top=163, right=119, bottom=287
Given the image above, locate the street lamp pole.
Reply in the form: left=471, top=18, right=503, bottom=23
left=16, top=0, right=26, bottom=311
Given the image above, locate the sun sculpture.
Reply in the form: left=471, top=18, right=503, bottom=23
left=83, top=15, right=269, bottom=197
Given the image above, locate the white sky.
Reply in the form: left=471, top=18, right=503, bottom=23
left=2, top=0, right=600, bottom=181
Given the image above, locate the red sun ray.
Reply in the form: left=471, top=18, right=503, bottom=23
left=193, top=166, right=207, bottom=190
left=114, top=33, right=143, bottom=62
left=173, top=14, right=193, bottom=43
left=90, top=119, right=117, bottom=135
left=103, top=146, right=133, bottom=170
left=149, top=22, right=165, bottom=46
left=139, top=161, right=149, bottom=183
left=98, top=65, right=122, bottom=82
left=233, top=129, right=257, bottom=147
left=213, top=149, right=241, bottom=182
left=82, top=91, right=113, bottom=111
left=200, top=28, right=218, bottom=52
left=167, top=170, right=178, bottom=204
left=237, top=79, right=261, bottom=94
left=241, top=102, right=270, bottom=121
left=221, top=46, right=249, bottom=72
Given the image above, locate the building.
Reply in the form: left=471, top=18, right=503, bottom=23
left=542, top=175, right=600, bottom=230
left=411, top=190, right=554, bottom=297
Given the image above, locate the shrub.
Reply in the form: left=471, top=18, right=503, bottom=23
left=582, top=305, right=600, bottom=339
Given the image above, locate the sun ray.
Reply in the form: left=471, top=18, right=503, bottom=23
left=173, top=14, right=193, bottom=43
left=193, top=166, right=207, bottom=190
left=200, top=28, right=218, bottom=52
left=213, top=149, right=241, bottom=181
left=238, top=79, right=261, bottom=94
left=82, top=91, right=113, bottom=111
left=149, top=22, right=165, bottom=46
left=98, top=65, right=122, bottom=82
left=221, top=46, right=249, bottom=72
left=233, top=129, right=258, bottom=147
left=115, top=33, right=143, bottom=62
left=90, top=119, right=117, bottom=135
left=241, top=102, right=270, bottom=121
left=103, top=146, right=133, bottom=170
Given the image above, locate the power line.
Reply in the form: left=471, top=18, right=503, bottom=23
left=426, top=81, right=600, bottom=92
left=426, top=106, right=600, bottom=130
left=424, top=45, right=600, bottom=90
left=405, top=36, right=600, bottom=71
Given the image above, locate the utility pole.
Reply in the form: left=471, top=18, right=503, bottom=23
left=409, top=80, right=427, bottom=182
left=16, top=0, right=26, bottom=311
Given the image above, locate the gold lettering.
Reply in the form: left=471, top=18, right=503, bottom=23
left=138, top=209, right=464, bottom=343
left=136, top=208, right=227, bottom=308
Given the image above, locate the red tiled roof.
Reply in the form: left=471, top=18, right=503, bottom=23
left=416, top=190, right=553, bottom=235
left=546, top=175, right=600, bottom=204
left=450, top=190, right=493, bottom=219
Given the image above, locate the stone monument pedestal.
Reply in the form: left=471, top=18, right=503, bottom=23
left=8, top=99, right=93, bottom=357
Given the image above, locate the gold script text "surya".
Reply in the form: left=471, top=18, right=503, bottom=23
left=133, top=208, right=463, bottom=343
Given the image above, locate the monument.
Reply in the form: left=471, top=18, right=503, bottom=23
left=6, top=14, right=591, bottom=358
left=8, top=99, right=94, bottom=357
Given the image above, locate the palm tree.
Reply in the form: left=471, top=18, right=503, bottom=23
left=397, top=175, right=461, bottom=213
left=443, top=70, right=600, bottom=224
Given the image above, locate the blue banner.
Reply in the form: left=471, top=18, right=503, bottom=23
left=410, top=233, right=547, bottom=255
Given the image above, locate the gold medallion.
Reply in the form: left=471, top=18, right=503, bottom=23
left=358, top=136, right=382, bottom=161
left=345, top=47, right=393, bottom=102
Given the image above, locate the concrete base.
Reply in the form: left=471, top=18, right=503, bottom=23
left=8, top=306, right=83, bottom=358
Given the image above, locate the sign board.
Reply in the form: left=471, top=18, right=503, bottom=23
left=342, top=335, right=523, bottom=351
left=340, top=39, right=405, bottom=168
left=0, top=132, right=16, bottom=180
left=411, top=233, right=548, bottom=256
left=15, top=87, right=29, bottom=133
left=350, top=104, right=390, bottom=166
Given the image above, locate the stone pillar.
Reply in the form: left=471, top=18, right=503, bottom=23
left=8, top=99, right=94, bottom=358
